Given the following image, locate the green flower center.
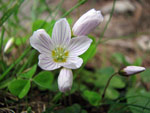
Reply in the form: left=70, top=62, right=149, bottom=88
left=52, top=47, right=69, bottom=62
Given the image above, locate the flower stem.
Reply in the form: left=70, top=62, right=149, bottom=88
left=102, top=72, right=118, bottom=101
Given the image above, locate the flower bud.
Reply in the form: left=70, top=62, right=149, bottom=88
left=119, top=66, right=146, bottom=76
left=72, top=8, right=104, bottom=36
left=4, top=37, right=14, bottom=53
left=58, top=68, right=73, bottom=92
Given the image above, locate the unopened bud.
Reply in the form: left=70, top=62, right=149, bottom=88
left=4, top=38, right=14, bottom=53
left=72, top=9, right=103, bottom=36
left=119, top=66, right=146, bottom=76
left=58, top=68, right=73, bottom=92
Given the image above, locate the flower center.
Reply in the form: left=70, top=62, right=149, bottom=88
left=52, top=47, right=69, bottom=62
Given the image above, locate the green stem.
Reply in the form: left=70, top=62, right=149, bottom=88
left=0, top=27, right=5, bottom=55
left=0, top=47, right=31, bottom=81
left=96, top=0, right=116, bottom=46
left=101, top=72, right=118, bottom=101
left=62, top=0, right=87, bottom=18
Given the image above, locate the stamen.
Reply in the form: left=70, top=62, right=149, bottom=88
left=52, top=47, right=69, bottom=62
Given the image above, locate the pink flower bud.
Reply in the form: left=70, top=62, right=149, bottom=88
left=72, top=9, right=104, bottom=36
left=58, top=68, right=73, bottom=92
left=119, top=66, right=146, bottom=76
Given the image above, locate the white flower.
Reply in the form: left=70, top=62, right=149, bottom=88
left=4, top=37, right=14, bottom=53
left=119, top=66, right=146, bottom=76
left=72, top=8, right=104, bottom=36
left=30, top=18, right=92, bottom=92
left=58, top=68, right=73, bottom=92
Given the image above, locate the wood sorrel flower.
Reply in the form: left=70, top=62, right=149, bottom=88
left=30, top=18, right=92, bottom=92
left=119, top=66, right=146, bottom=76
left=72, top=8, right=104, bottom=36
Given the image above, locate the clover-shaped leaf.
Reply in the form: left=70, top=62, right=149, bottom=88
left=33, top=71, right=54, bottom=89
left=8, top=79, right=31, bottom=99
left=82, top=90, right=101, bottom=106
left=20, top=65, right=37, bottom=79
left=126, top=88, right=150, bottom=113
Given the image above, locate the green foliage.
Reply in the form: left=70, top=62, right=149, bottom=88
left=141, top=69, right=150, bottom=83
left=105, top=88, right=119, bottom=100
left=112, top=52, right=130, bottom=66
left=81, top=67, right=125, bottom=100
left=54, top=104, right=87, bottom=113
left=14, top=36, right=29, bottom=46
left=33, top=71, right=54, bottom=89
left=0, top=0, right=147, bottom=112
left=126, top=88, right=150, bottom=113
left=8, top=79, right=31, bottom=99
left=0, top=77, right=15, bottom=89
left=20, top=65, right=37, bottom=79
left=32, top=19, right=56, bottom=36
left=82, top=90, right=101, bottom=106
left=133, top=57, right=142, bottom=66
left=96, top=67, right=125, bottom=99
left=0, top=0, right=24, bottom=26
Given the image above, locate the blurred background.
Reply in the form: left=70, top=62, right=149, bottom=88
left=0, top=0, right=150, bottom=113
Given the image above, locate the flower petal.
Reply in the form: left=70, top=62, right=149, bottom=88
left=67, top=36, right=92, bottom=56
left=38, top=54, right=61, bottom=70
left=30, top=29, right=53, bottom=54
left=62, top=57, right=83, bottom=69
left=58, top=68, right=73, bottom=92
left=52, top=18, right=71, bottom=47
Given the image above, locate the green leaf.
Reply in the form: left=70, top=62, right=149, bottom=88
left=19, top=81, right=31, bottom=99
left=94, top=74, right=125, bottom=99
left=33, top=71, right=54, bottom=89
left=112, top=52, right=130, bottom=66
left=97, top=66, right=115, bottom=76
left=95, top=67, right=125, bottom=89
left=105, top=88, right=119, bottom=100
left=141, top=69, right=150, bottom=83
left=0, top=77, right=15, bottom=89
left=32, top=19, right=56, bottom=37
left=20, top=65, right=37, bottom=79
left=82, top=90, right=101, bottom=106
left=80, top=36, right=96, bottom=63
left=14, top=36, right=28, bottom=46
left=54, top=104, right=87, bottom=113
left=133, top=57, right=142, bottom=66
left=67, top=18, right=73, bottom=26
left=110, top=76, right=125, bottom=88
left=32, top=20, right=47, bottom=32
left=8, top=79, right=31, bottom=99
left=81, top=67, right=125, bottom=100
left=126, top=88, right=150, bottom=113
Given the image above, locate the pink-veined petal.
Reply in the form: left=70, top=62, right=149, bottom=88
left=67, top=36, right=92, bottom=56
left=62, top=56, right=83, bottom=69
left=38, top=54, right=61, bottom=70
left=30, top=29, right=54, bottom=54
left=52, top=18, right=71, bottom=47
